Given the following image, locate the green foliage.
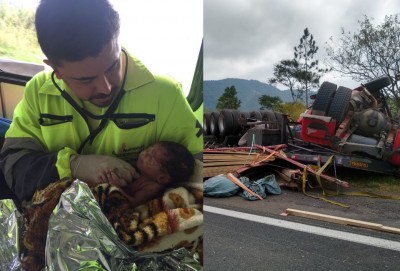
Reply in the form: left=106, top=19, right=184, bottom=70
left=216, top=85, right=241, bottom=110
left=269, top=28, right=330, bottom=106
left=326, top=14, right=400, bottom=111
left=275, top=101, right=306, bottom=121
left=334, top=168, right=400, bottom=194
left=258, top=95, right=282, bottom=110
left=269, top=59, right=299, bottom=100
left=386, top=97, right=400, bottom=116
left=0, top=4, right=43, bottom=63
left=294, top=28, right=330, bottom=107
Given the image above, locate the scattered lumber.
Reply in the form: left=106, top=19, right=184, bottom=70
left=204, top=148, right=275, bottom=178
left=285, top=208, right=400, bottom=235
left=252, top=144, right=349, bottom=188
left=204, top=145, right=349, bottom=189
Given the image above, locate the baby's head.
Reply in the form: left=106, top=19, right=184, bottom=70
left=137, top=141, right=195, bottom=185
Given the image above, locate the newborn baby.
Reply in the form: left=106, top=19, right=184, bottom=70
left=123, top=141, right=195, bottom=208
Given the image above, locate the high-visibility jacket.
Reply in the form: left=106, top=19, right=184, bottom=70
left=0, top=49, right=203, bottom=201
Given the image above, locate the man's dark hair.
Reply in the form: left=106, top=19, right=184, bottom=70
left=158, top=141, right=195, bottom=183
left=35, top=0, right=120, bottom=66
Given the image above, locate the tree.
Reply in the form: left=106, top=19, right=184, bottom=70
left=269, top=59, right=300, bottom=101
left=216, top=85, right=241, bottom=110
left=269, top=28, right=329, bottom=106
left=294, top=28, right=330, bottom=107
left=276, top=101, right=306, bottom=121
left=258, top=95, right=282, bottom=110
left=326, top=14, right=400, bottom=111
left=0, top=4, right=42, bottom=63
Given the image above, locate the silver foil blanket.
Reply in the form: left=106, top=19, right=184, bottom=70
left=0, top=180, right=202, bottom=271
left=0, top=199, right=22, bottom=271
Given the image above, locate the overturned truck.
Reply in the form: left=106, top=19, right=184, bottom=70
left=204, top=76, right=400, bottom=176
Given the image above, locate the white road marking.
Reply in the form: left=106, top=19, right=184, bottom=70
left=204, top=205, right=400, bottom=252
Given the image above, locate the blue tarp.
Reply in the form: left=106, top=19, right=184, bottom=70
left=238, top=174, right=281, bottom=201
left=204, top=175, right=241, bottom=197
left=204, top=174, right=281, bottom=201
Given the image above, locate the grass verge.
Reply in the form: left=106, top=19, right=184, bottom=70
left=331, top=168, right=400, bottom=195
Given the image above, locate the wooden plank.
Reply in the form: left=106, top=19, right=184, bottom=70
left=226, top=173, right=263, bottom=200
left=204, top=148, right=276, bottom=178
left=381, top=226, right=400, bottom=234
left=285, top=208, right=400, bottom=234
left=204, top=157, right=253, bottom=162
left=205, top=162, right=250, bottom=167
left=205, top=157, right=272, bottom=162
left=203, top=166, right=241, bottom=178
left=205, top=154, right=274, bottom=162
left=204, top=151, right=272, bottom=158
left=205, top=150, right=259, bottom=155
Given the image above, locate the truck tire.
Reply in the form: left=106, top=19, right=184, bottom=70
left=250, top=111, right=262, bottom=120
left=203, top=112, right=211, bottom=135
left=327, top=86, right=352, bottom=129
left=274, top=111, right=283, bottom=126
left=209, top=111, right=220, bottom=136
left=260, top=110, right=276, bottom=121
left=239, top=111, right=250, bottom=128
left=218, top=109, right=234, bottom=136
left=363, top=76, right=391, bottom=96
left=232, top=110, right=242, bottom=135
left=240, top=111, right=250, bottom=119
left=312, top=81, right=337, bottom=116
left=261, top=110, right=277, bottom=128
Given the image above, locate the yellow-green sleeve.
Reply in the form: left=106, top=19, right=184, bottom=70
left=56, top=147, right=77, bottom=179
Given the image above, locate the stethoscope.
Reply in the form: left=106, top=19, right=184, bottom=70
left=50, top=48, right=154, bottom=153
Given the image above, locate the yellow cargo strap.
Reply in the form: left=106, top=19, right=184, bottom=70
left=302, top=155, right=350, bottom=208
left=303, top=155, right=400, bottom=207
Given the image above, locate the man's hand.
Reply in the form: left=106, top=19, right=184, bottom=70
left=70, top=154, right=139, bottom=186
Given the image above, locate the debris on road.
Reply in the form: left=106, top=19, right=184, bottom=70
left=285, top=208, right=400, bottom=234
left=204, top=144, right=349, bottom=188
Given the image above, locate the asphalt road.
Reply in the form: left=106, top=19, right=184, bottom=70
left=203, top=188, right=400, bottom=270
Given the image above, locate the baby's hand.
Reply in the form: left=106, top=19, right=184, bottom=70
left=99, top=168, right=140, bottom=187
left=98, top=169, right=127, bottom=186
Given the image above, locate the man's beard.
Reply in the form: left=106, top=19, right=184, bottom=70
left=88, top=86, right=118, bottom=107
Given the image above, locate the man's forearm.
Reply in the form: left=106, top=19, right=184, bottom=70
left=1, top=149, right=59, bottom=202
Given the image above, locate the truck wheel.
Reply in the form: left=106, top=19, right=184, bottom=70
left=250, top=111, right=262, bottom=120
left=209, top=111, right=220, bottom=136
left=239, top=111, right=250, bottom=128
left=203, top=112, right=211, bottom=135
left=260, top=110, right=276, bottom=121
left=232, top=110, right=242, bottom=135
left=363, top=76, right=391, bottom=95
left=240, top=111, right=250, bottom=119
left=261, top=110, right=277, bottom=128
left=274, top=111, right=283, bottom=126
left=218, top=109, right=234, bottom=136
left=327, top=86, right=352, bottom=129
left=312, top=81, right=337, bottom=116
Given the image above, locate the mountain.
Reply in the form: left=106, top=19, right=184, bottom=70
left=204, top=78, right=294, bottom=112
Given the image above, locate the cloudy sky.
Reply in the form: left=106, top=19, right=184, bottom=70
left=204, top=0, right=400, bottom=89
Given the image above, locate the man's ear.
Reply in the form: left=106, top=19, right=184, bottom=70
left=43, top=59, right=62, bottom=79
left=157, top=174, right=171, bottom=185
